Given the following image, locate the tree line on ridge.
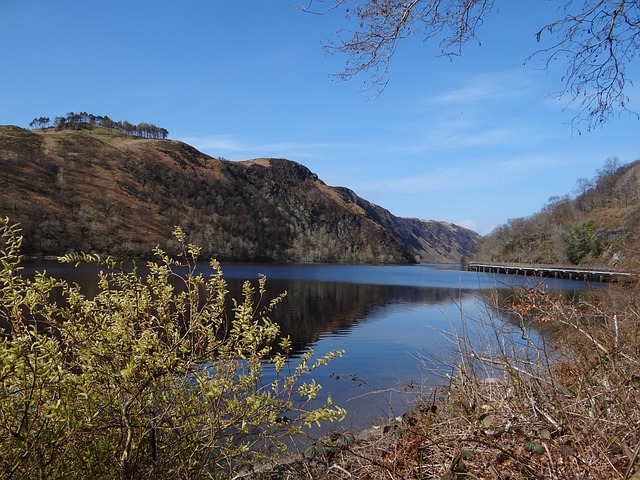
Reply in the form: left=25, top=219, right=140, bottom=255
left=29, top=111, right=169, bottom=140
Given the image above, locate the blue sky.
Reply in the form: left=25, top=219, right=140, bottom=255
left=2, top=1, right=639, bottom=235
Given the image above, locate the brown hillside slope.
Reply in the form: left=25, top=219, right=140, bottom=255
left=0, top=125, right=479, bottom=263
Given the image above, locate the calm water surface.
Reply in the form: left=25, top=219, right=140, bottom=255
left=216, top=263, right=593, bottom=429
left=25, top=261, right=594, bottom=431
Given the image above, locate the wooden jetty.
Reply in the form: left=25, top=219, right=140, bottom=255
left=467, top=262, right=633, bottom=283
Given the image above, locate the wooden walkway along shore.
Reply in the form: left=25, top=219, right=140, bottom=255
left=467, top=262, right=633, bottom=283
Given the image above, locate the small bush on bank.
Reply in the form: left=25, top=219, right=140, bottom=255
left=0, top=217, right=345, bottom=479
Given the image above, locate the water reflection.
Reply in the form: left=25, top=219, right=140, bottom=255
left=225, top=278, right=472, bottom=357
left=19, top=261, right=595, bottom=431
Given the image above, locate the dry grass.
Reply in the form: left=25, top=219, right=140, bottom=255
left=259, top=278, right=640, bottom=479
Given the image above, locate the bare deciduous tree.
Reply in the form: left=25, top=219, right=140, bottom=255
left=305, top=0, right=640, bottom=129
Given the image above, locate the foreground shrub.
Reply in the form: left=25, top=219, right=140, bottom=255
left=0, top=218, right=345, bottom=479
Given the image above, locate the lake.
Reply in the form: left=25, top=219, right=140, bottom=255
left=22, top=261, right=594, bottom=433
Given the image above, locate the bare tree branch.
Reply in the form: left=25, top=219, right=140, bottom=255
left=304, top=0, right=494, bottom=94
left=529, top=0, right=640, bottom=130
left=306, top=0, right=640, bottom=128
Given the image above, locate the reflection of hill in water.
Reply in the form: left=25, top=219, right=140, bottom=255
left=227, top=278, right=471, bottom=356
left=20, top=262, right=592, bottom=359
left=19, top=262, right=470, bottom=357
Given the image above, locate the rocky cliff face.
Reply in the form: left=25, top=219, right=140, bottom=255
left=0, top=126, right=479, bottom=263
left=332, top=187, right=480, bottom=263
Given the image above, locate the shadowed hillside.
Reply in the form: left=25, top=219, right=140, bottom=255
left=0, top=125, right=479, bottom=263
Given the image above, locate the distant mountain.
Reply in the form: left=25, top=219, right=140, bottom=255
left=0, top=125, right=479, bottom=263
left=476, top=157, right=640, bottom=267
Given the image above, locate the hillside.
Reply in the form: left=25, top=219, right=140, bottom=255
left=0, top=125, right=479, bottom=263
left=476, top=157, right=640, bottom=267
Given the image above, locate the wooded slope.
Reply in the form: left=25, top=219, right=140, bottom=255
left=476, top=158, right=640, bottom=267
left=0, top=125, right=479, bottom=263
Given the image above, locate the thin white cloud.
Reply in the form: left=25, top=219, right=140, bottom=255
left=178, top=133, right=383, bottom=167
left=353, top=153, right=573, bottom=194
left=386, top=117, right=554, bottom=154
left=429, top=70, right=540, bottom=105
left=454, top=219, right=480, bottom=232
left=177, top=133, right=296, bottom=160
left=403, top=127, right=521, bottom=152
left=179, top=134, right=246, bottom=154
left=385, top=72, right=558, bottom=154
